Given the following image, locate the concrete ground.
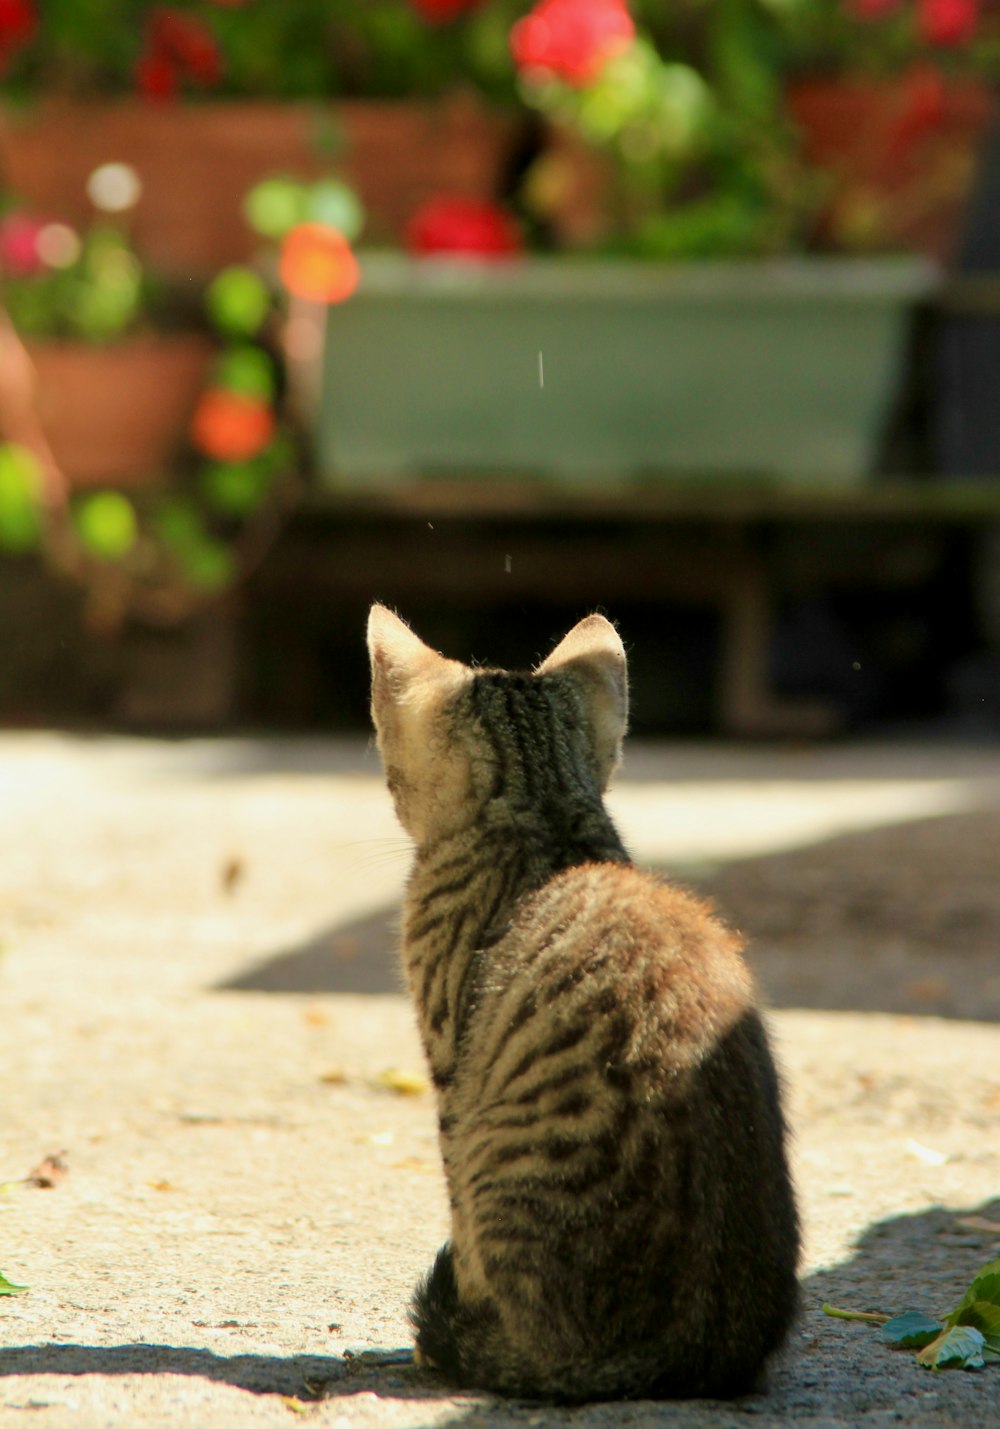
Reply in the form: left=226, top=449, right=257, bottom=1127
left=1, top=733, right=999, bottom=1429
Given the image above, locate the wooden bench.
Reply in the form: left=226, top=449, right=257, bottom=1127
left=291, top=478, right=1000, bottom=737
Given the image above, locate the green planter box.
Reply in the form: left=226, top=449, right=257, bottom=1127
left=312, top=255, right=937, bottom=488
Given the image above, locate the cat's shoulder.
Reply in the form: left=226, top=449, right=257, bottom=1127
left=530, top=860, right=755, bottom=1010
left=550, top=858, right=736, bottom=934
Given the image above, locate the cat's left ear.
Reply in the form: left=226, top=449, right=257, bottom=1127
left=368, top=604, right=444, bottom=700
left=367, top=604, right=465, bottom=731
left=536, top=615, right=628, bottom=782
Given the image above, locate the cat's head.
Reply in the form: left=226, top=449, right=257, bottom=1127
left=367, top=605, right=628, bottom=844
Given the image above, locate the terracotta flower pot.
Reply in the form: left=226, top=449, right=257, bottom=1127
left=788, top=76, right=997, bottom=261
left=0, top=96, right=519, bottom=277
left=27, top=334, right=214, bottom=487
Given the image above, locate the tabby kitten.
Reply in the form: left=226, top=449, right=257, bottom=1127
left=367, top=604, right=799, bottom=1402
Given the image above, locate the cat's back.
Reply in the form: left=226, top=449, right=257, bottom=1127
left=472, top=860, right=758, bottom=1092
left=443, top=859, right=797, bottom=1399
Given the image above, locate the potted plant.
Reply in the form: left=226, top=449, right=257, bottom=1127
left=301, top=0, right=946, bottom=489
left=782, top=0, right=999, bottom=260
left=0, top=161, right=213, bottom=486
left=0, top=1, right=523, bottom=274
left=5, top=2, right=994, bottom=493
left=0, top=162, right=302, bottom=631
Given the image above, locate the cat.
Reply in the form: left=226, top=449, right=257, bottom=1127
left=366, top=604, right=799, bottom=1402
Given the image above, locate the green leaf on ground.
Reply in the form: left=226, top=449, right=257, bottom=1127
left=917, top=1325, right=986, bottom=1371
left=822, top=1303, right=890, bottom=1325
left=826, top=1255, right=1000, bottom=1371
left=946, top=1259, right=1000, bottom=1357
left=882, top=1311, right=943, bottom=1349
left=0, top=1271, right=27, bottom=1295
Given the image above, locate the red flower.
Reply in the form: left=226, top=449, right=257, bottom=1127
left=510, top=0, right=635, bottom=87
left=408, top=0, right=484, bottom=19
left=0, top=0, right=34, bottom=41
left=917, top=0, right=980, bottom=44
left=885, top=64, right=948, bottom=165
left=136, top=6, right=222, bottom=98
left=405, top=196, right=523, bottom=258
left=0, top=0, right=35, bottom=72
left=0, top=212, right=45, bottom=277
left=135, top=52, right=178, bottom=100
left=151, top=8, right=222, bottom=83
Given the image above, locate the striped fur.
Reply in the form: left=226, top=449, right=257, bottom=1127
left=367, top=607, right=799, bottom=1401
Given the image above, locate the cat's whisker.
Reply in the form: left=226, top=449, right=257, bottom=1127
left=331, top=837, right=412, bottom=871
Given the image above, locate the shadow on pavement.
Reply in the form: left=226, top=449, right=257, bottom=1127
left=220, top=905, right=401, bottom=995
left=219, top=808, right=1000, bottom=1019
left=697, top=808, right=1000, bottom=1022
left=2, top=1199, right=998, bottom=1424
left=0, top=1344, right=346, bottom=1398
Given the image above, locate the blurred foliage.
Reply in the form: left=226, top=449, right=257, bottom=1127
left=3, top=2, right=999, bottom=258
left=514, top=0, right=1000, bottom=256
left=2, top=224, right=152, bottom=341
left=0, top=442, right=43, bottom=551
left=0, top=0, right=526, bottom=102
left=0, top=165, right=351, bottom=627
left=1, top=1, right=998, bottom=632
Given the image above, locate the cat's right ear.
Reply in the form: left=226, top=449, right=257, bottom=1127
left=536, top=614, right=628, bottom=784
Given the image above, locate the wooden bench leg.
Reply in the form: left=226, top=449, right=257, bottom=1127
left=717, top=554, right=839, bottom=739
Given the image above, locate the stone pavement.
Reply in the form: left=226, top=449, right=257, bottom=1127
left=1, top=733, right=998, bottom=1428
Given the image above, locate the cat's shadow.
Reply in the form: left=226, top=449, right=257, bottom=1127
left=4, top=1199, right=998, bottom=1421
left=0, top=1342, right=427, bottom=1402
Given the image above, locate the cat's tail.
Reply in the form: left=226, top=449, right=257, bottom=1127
left=410, top=1241, right=502, bottom=1386
left=412, top=1240, right=788, bottom=1402
left=411, top=1241, right=706, bottom=1402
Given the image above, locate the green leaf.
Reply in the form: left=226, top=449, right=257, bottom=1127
left=882, top=1311, right=943, bottom=1350
left=243, top=177, right=309, bottom=240
left=0, top=443, right=43, bottom=552
left=179, top=539, right=237, bottom=592
left=205, top=267, right=271, bottom=338
left=212, top=345, right=276, bottom=400
left=917, top=1325, right=986, bottom=1372
left=0, top=1270, right=27, bottom=1295
left=153, top=498, right=236, bottom=591
left=946, top=1260, right=1000, bottom=1356
left=155, top=498, right=206, bottom=555
left=199, top=459, right=273, bottom=518
left=74, top=491, right=137, bottom=561
left=707, top=0, right=782, bottom=121
left=633, top=191, right=766, bottom=259
left=305, top=179, right=365, bottom=242
left=821, top=1303, right=890, bottom=1325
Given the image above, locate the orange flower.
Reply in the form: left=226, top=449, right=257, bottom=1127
left=190, top=388, right=275, bottom=462
left=280, top=223, right=359, bottom=304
